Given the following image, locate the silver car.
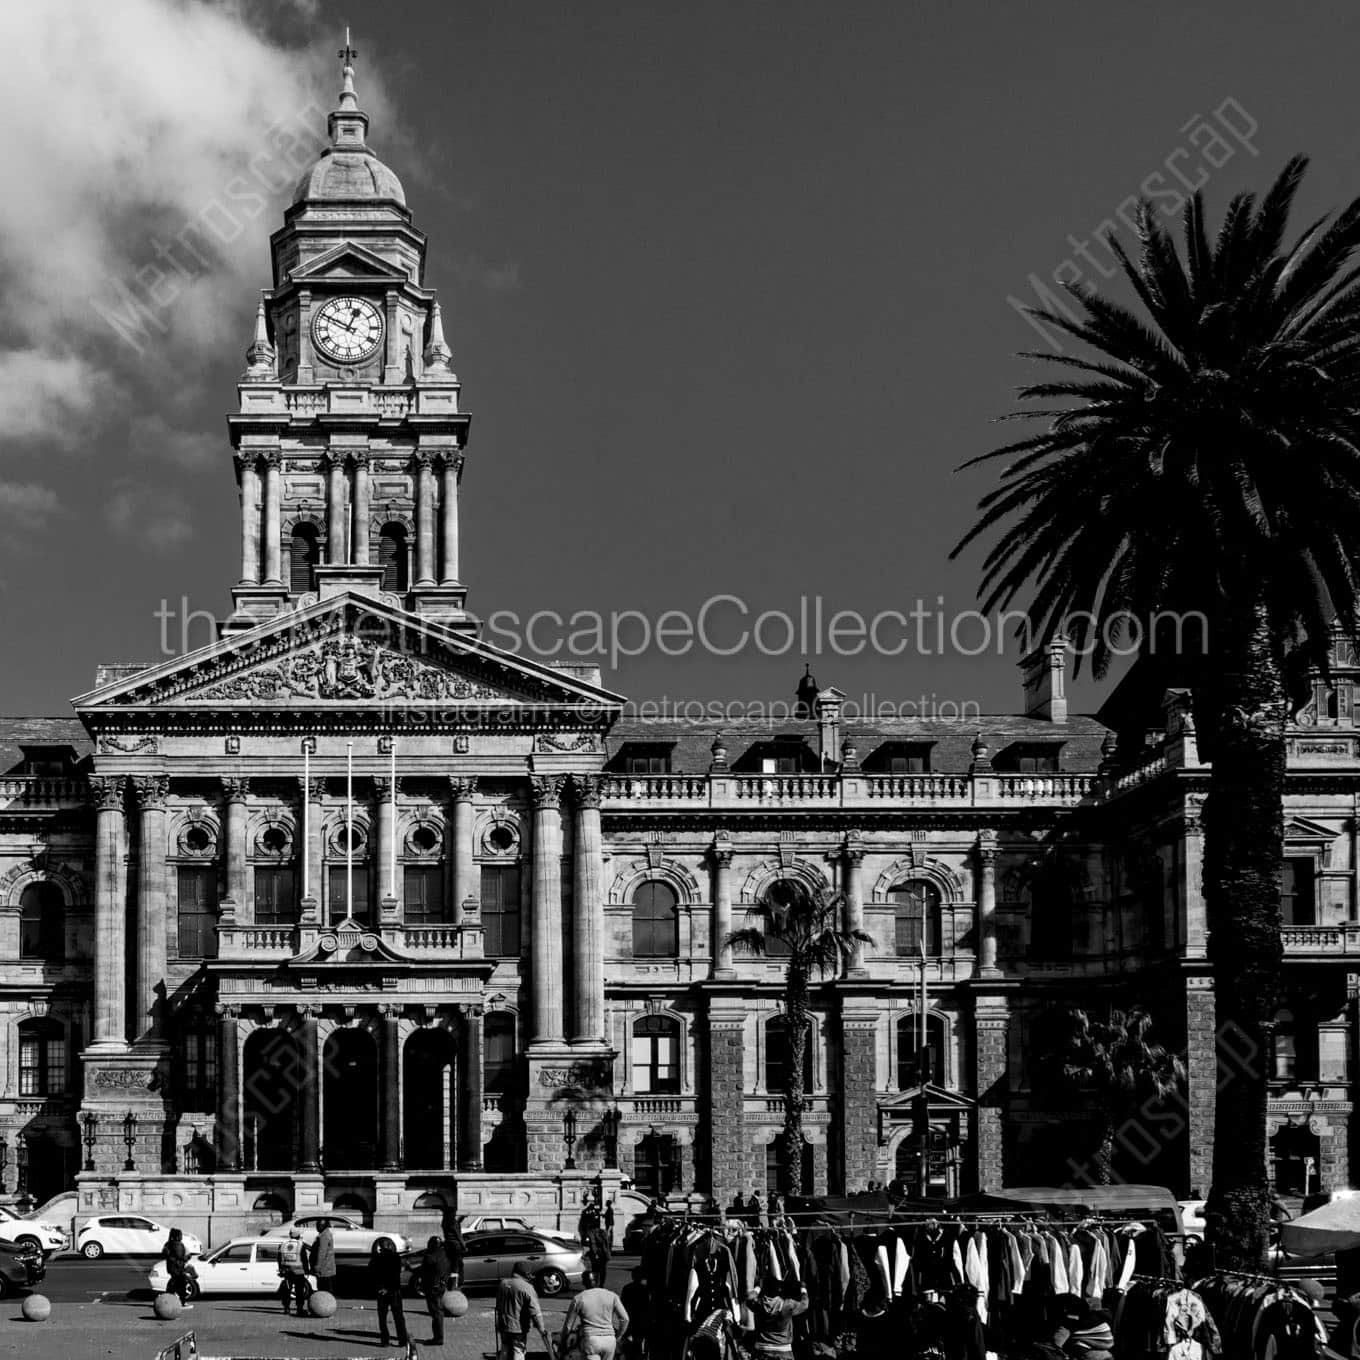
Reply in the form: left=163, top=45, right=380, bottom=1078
left=402, top=1230, right=585, bottom=1297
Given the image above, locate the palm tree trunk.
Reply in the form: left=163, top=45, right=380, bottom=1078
left=1195, top=596, right=1287, bottom=1269
left=785, top=966, right=809, bottom=1197
left=1093, top=1115, right=1116, bottom=1187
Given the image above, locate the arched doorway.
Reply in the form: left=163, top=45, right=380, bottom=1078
left=1272, top=1120, right=1322, bottom=1196
left=324, top=1028, right=377, bottom=1169
left=243, top=1028, right=304, bottom=1171
left=403, top=1028, right=454, bottom=1170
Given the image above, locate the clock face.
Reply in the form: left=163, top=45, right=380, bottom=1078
left=310, top=295, right=384, bottom=364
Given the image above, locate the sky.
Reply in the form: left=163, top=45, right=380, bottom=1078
left=3, top=0, right=1359, bottom=720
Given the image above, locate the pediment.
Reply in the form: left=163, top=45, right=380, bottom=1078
left=289, top=243, right=406, bottom=287
left=288, top=921, right=407, bottom=965
left=74, top=596, right=625, bottom=714
left=1283, top=816, right=1337, bottom=845
left=879, top=1083, right=975, bottom=1113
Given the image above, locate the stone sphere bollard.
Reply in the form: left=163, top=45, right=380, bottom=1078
left=21, top=1295, right=51, bottom=1322
left=441, top=1289, right=469, bottom=1317
left=308, top=1290, right=338, bottom=1318
left=153, top=1293, right=183, bottom=1321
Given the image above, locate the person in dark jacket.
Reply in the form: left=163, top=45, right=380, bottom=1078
left=749, top=1276, right=808, bottom=1355
left=586, top=1223, right=612, bottom=1286
left=312, top=1219, right=337, bottom=1295
left=161, top=1228, right=194, bottom=1308
left=370, top=1237, right=409, bottom=1347
left=441, top=1210, right=467, bottom=1286
left=619, top=1266, right=650, bottom=1360
left=418, top=1235, right=452, bottom=1344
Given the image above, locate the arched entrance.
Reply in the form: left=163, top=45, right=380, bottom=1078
left=324, top=1028, right=377, bottom=1169
left=403, top=1028, right=454, bottom=1170
left=1272, top=1119, right=1322, bottom=1196
left=243, top=1028, right=304, bottom=1171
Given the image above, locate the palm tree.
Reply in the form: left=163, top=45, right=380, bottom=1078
left=1034, top=1005, right=1186, bottom=1186
left=953, top=155, right=1360, bottom=1265
left=725, top=881, right=872, bottom=1197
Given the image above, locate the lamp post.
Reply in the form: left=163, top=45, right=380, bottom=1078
left=562, top=1107, right=578, bottom=1171
left=0, top=1136, right=8, bottom=1194
left=15, top=1133, right=28, bottom=1197
left=601, top=1105, right=622, bottom=1170
left=122, top=1110, right=138, bottom=1172
left=81, top=1112, right=97, bottom=1172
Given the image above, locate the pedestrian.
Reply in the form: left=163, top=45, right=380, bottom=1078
left=442, top=1210, right=467, bottom=1287
left=586, top=1221, right=612, bottom=1287
left=312, top=1217, right=337, bottom=1296
left=417, top=1235, right=451, bottom=1345
left=619, top=1267, right=650, bottom=1360
left=578, top=1198, right=599, bottom=1243
left=749, top=1275, right=808, bottom=1357
left=559, top=1268, right=629, bottom=1360
left=161, top=1227, right=194, bottom=1309
left=278, top=1226, right=312, bottom=1316
left=602, top=1199, right=615, bottom=1242
left=370, top=1236, right=409, bottom=1348
left=748, top=1191, right=766, bottom=1228
left=496, top=1261, right=553, bottom=1360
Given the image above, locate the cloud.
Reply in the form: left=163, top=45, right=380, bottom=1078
left=105, top=482, right=194, bottom=554
left=128, top=413, right=222, bottom=469
left=0, top=481, right=64, bottom=532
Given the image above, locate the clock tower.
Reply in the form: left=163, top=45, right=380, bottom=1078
left=226, top=37, right=471, bottom=633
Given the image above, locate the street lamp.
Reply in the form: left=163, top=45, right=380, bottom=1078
left=82, top=1111, right=98, bottom=1172
left=122, top=1110, right=138, bottom=1172
left=15, top=1133, right=28, bottom=1197
left=601, top=1106, right=622, bottom=1170
left=0, top=1136, right=8, bottom=1193
left=562, top=1107, right=578, bottom=1171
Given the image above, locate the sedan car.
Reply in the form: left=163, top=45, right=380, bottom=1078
left=0, top=1203, right=67, bottom=1256
left=461, top=1215, right=575, bottom=1243
left=0, top=1240, right=45, bottom=1298
left=402, top=1230, right=584, bottom=1298
left=262, top=1213, right=410, bottom=1256
left=148, top=1237, right=318, bottom=1299
left=77, top=1215, right=203, bottom=1260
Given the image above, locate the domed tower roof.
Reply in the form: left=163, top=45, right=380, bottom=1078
left=293, top=31, right=406, bottom=207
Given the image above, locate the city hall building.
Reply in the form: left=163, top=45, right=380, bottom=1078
left=0, top=54, right=1356, bottom=1239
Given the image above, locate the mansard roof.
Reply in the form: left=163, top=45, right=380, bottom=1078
left=0, top=718, right=91, bottom=775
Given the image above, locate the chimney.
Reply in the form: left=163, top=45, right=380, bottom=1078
left=1020, top=635, right=1068, bottom=722
left=815, top=687, right=846, bottom=767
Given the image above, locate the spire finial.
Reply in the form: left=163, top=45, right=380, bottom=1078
left=243, top=294, right=276, bottom=381
left=337, top=28, right=359, bottom=110
left=422, top=302, right=455, bottom=377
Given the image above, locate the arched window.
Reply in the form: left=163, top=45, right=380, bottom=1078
left=173, top=1014, right=218, bottom=1110
left=289, top=524, right=320, bottom=593
left=19, top=882, right=64, bottom=961
left=1272, top=1007, right=1318, bottom=1083
left=897, top=1013, right=947, bottom=1089
left=632, top=882, right=679, bottom=958
left=632, top=1015, right=680, bottom=1094
left=18, top=1019, right=66, bottom=1096
left=761, top=879, right=806, bottom=958
left=888, top=881, right=944, bottom=957
left=378, top=524, right=409, bottom=591
left=765, top=1016, right=814, bottom=1092
left=484, top=1012, right=518, bottom=1095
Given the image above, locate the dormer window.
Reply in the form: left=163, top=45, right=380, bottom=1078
left=734, top=735, right=813, bottom=774
left=761, top=754, right=800, bottom=775
left=864, top=742, right=933, bottom=775
left=999, top=742, right=1063, bottom=774
left=18, top=745, right=76, bottom=777
left=611, top=743, right=675, bottom=775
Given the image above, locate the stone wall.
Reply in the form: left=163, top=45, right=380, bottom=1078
left=836, top=1010, right=879, bottom=1193
left=1185, top=977, right=1215, bottom=1197
left=973, top=997, right=1009, bottom=1192
left=704, top=1008, right=748, bottom=1200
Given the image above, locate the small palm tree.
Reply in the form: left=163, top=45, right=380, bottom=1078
left=725, top=881, right=872, bottom=1196
left=1034, top=1005, right=1187, bottom=1186
left=954, top=156, right=1360, bottom=1265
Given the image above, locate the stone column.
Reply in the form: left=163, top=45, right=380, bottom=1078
left=571, top=777, right=605, bottom=1045
left=449, top=779, right=477, bottom=925
left=374, top=777, right=398, bottom=917
left=1185, top=976, right=1216, bottom=1197
left=530, top=775, right=566, bottom=1044
left=706, top=1006, right=749, bottom=1203
left=976, top=831, right=999, bottom=975
left=325, top=452, right=346, bottom=564
left=843, top=840, right=867, bottom=975
left=90, top=776, right=128, bottom=1050
left=414, top=451, right=436, bottom=586
left=236, top=453, right=260, bottom=585
left=131, top=775, right=169, bottom=1045
left=440, top=453, right=461, bottom=584
left=350, top=451, right=371, bottom=566
left=379, top=1007, right=401, bottom=1171
left=459, top=1006, right=484, bottom=1171
left=216, top=1004, right=241, bottom=1172
left=711, top=844, right=734, bottom=978
left=298, top=1007, right=321, bottom=1174
left=222, top=778, right=250, bottom=919
left=973, top=997, right=1010, bottom=1192
left=836, top=1009, right=879, bottom=1193
left=300, top=777, right=325, bottom=924
left=261, top=451, right=282, bottom=585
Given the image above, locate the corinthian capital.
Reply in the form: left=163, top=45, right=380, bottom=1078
left=571, top=775, right=602, bottom=810
left=448, top=777, right=478, bottom=802
left=222, top=777, right=251, bottom=804
left=530, top=774, right=566, bottom=810
left=131, top=775, right=170, bottom=811
left=87, top=775, right=127, bottom=811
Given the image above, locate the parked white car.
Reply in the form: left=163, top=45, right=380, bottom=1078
left=262, top=1213, right=410, bottom=1256
left=148, top=1237, right=317, bottom=1299
left=461, top=1215, right=574, bottom=1242
left=0, top=1204, right=67, bottom=1256
left=77, top=1215, right=202, bottom=1259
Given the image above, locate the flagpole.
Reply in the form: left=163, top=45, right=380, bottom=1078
left=302, top=744, right=311, bottom=902
left=388, top=740, right=397, bottom=900
left=346, top=741, right=354, bottom=923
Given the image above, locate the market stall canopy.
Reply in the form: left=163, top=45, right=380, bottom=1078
left=1280, top=1198, right=1360, bottom=1258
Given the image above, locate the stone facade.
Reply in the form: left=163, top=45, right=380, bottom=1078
left=2, top=49, right=1360, bottom=1244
